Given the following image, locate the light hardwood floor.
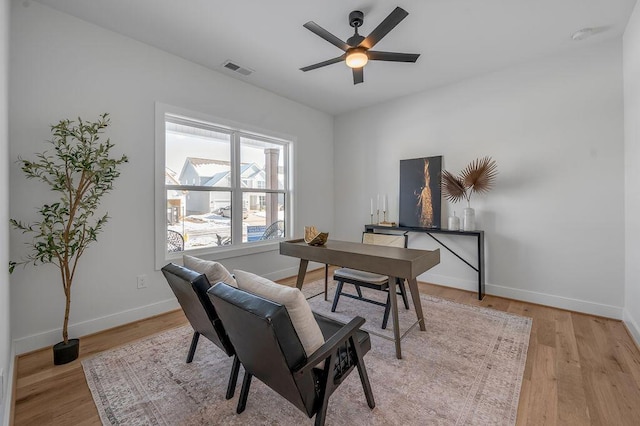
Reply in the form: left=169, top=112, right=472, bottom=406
left=11, top=267, right=640, bottom=425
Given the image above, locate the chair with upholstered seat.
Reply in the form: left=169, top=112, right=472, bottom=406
left=161, top=263, right=240, bottom=400
left=208, top=282, right=375, bottom=426
left=332, top=232, right=410, bottom=329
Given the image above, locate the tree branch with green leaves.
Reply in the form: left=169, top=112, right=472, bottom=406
left=10, top=113, right=128, bottom=343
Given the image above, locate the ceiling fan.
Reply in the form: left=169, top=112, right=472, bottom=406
left=300, top=7, right=420, bottom=85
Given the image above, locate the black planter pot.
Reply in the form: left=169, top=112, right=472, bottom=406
left=53, top=338, right=80, bottom=365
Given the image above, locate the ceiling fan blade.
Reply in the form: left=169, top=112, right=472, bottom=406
left=353, top=67, right=364, bottom=85
left=300, top=54, right=346, bottom=72
left=359, top=7, right=409, bottom=50
left=303, top=21, right=350, bottom=51
left=367, top=51, right=420, bottom=62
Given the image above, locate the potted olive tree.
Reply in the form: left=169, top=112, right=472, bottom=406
left=10, top=113, right=128, bottom=365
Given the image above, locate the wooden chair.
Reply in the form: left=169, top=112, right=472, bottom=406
left=208, top=283, right=375, bottom=426
left=332, top=232, right=410, bottom=329
left=161, top=263, right=240, bottom=400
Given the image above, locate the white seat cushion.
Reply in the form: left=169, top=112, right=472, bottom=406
left=183, top=255, right=237, bottom=287
left=334, top=267, right=389, bottom=285
left=233, top=270, right=325, bottom=357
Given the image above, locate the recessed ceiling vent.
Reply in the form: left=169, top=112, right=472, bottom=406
left=222, top=60, right=254, bottom=76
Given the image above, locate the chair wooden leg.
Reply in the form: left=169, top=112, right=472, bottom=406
left=225, top=355, right=241, bottom=400
left=237, top=371, right=253, bottom=414
left=398, top=279, right=410, bottom=309
left=314, top=401, right=329, bottom=426
left=382, top=292, right=391, bottom=329
left=331, top=281, right=344, bottom=312
left=186, top=332, right=200, bottom=363
left=314, top=354, right=335, bottom=426
left=354, top=284, right=363, bottom=298
left=350, top=335, right=376, bottom=409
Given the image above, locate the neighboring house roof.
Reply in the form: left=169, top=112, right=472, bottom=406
left=203, top=170, right=231, bottom=187
left=180, top=157, right=230, bottom=182
left=178, top=157, right=269, bottom=188
left=165, top=168, right=181, bottom=185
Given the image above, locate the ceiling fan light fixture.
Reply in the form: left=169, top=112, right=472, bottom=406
left=345, top=48, right=368, bottom=68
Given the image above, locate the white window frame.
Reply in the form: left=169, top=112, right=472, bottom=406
left=154, top=103, right=294, bottom=269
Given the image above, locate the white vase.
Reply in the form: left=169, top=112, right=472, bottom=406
left=463, top=207, right=475, bottom=231
left=448, top=211, right=460, bottom=231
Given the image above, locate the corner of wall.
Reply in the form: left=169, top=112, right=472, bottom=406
left=623, top=309, right=640, bottom=348
left=1, top=344, right=15, bottom=426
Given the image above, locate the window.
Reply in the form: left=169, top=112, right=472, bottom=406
left=155, top=104, right=291, bottom=267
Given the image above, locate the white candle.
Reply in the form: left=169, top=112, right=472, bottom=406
left=370, top=198, right=373, bottom=215
left=383, top=195, right=387, bottom=211
left=377, top=194, right=380, bottom=211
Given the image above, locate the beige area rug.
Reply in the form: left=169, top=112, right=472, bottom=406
left=83, top=280, right=531, bottom=425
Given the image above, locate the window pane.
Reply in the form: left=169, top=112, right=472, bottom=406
left=167, top=189, right=232, bottom=251
left=240, top=136, right=285, bottom=190
left=243, top=192, right=285, bottom=242
left=166, top=120, right=231, bottom=188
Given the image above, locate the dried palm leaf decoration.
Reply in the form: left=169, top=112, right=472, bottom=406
left=441, top=156, right=498, bottom=205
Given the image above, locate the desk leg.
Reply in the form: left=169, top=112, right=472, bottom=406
left=295, top=259, right=309, bottom=290
left=324, top=264, right=329, bottom=301
left=388, top=276, right=402, bottom=359
left=478, top=233, right=485, bottom=300
left=407, top=278, right=426, bottom=331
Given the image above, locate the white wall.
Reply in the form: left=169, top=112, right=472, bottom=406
left=9, top=2, right=334, bottom=353
left=0, top=0, right=11, bottom=422
left=624, top=1, right=640, bottom=345
left=334, top=40, right=625, bottom=318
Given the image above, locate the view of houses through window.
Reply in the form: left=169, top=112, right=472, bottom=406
left=164, top=116, right=288, bottom=253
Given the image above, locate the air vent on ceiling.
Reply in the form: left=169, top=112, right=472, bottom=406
left=222, top=60, right=254, bottom=76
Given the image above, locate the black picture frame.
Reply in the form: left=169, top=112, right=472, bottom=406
left=399, top=156, right=442, bottom=228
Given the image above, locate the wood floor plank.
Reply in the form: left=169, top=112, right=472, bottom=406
left=526, top=344, right=558, bottom=425
left=609, top=320, right=640, bottom=385
left=555, top=312, right=590, bottom=425
left=515, top=378, right=532, bottom=426
left=10, top=270, right=640, bottom=426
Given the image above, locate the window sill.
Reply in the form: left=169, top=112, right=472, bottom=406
left=160, top=240, right=282, bottom=269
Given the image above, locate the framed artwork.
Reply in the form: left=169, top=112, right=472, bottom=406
left=399, top=156, right=442, bottom=228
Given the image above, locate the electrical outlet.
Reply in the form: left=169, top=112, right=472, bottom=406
left=137, top=274, right=148, bottom=289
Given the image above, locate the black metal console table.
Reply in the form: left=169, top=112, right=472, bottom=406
left=365, top=225, right=485, bottom=300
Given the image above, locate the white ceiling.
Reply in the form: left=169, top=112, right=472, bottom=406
left=34, top=0, right=637, bottom=115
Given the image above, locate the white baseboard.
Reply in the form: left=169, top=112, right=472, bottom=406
left=420, top=272, right=623, bottom=319
left=486, top=283, right=623, bottom=319
left=262, top=262, right=325, bottom=283
left=2, top=344, right=15, bottom=426
left=13, top=298, right=180, bottom=355
left=274, top=268, right=625, bottom=319
left=419, top=272, right=479, bottom=293
left=623, top=309, right=640, bottom=347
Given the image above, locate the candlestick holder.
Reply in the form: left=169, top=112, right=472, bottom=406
left=376, top=210, right=380, bottom=225
left=383, top=210, right=387, bottom=223
left=370, top=213, right=374, bottom=225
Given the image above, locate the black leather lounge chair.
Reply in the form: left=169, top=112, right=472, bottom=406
left=161, top=263, right=240, bottom=399
left=208, top=282, right=375, bottom=426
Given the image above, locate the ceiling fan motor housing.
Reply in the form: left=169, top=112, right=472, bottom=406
left=349, top=11, right=364, bottom=28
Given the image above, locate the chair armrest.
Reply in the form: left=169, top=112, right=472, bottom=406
left=295, top=316, right=366, bottom=376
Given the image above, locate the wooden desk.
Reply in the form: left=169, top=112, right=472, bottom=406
left=280, top=239, right=440, bottom=359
